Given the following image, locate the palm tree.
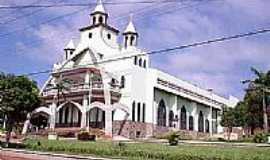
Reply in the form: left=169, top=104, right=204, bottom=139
left=243, top=67, right=270, bottom=133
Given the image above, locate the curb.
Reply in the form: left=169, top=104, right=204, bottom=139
left=0, top=148, right=121, bottom=160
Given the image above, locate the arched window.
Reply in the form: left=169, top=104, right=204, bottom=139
left=157, top=100, right=166, bottom=126
left=180, top=106, right=187, bottom=130
left=132, top=101, right=136, bottom=122
left=189, top=116, right=194, bottom=131
left=120, top=76, right=125, bottom=88
left=134, top=56, right=137, bottom=65
left=93, top=16, right=96, bottom=24
left=137, top=103, right=141, bottom=122
left=99, top=16, right=103, bottom=23
left=205, top=119, right=210, bottom=133
left=107, top=33, right=111, bottom=40
left=142, top=103, right=146, bottom=123
left=143, top=60, right=147, bottom=68
left=130, top=35, right=135, bottom=46
left=89, top=33, right=92, bottom=39
left=198, top=111, right=204, bottom=132
left=169, top=110, right=174, bottom=127
left=125, top=36, right=128, bottom=47
left=139, top=58, right=142, bottom=67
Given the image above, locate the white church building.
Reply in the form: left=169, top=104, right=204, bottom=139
left=31, top=0, right=239, bottom=139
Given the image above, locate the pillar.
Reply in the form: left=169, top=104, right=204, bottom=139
left=81, top=95, right=88, bottom=129
left=193, top=102, right=198, bottom=132
left=49, top=102, right=57, bottom=130
left=105, top=109, right=113, bottom=137
left=209, top=106, right=213, bottom=136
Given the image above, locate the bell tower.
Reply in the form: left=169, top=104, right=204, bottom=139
left=90, top=0, right=108, bottom=25
left=123, top=15, right=138, bottom=48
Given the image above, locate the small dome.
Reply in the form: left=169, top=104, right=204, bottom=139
left=65, top=40, right=75, bottom=50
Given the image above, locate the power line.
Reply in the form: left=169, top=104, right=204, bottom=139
left=0, top=0, right=182, bottom=10
left=0, top=0, right=186, bottom=54
left=24, top=27, right=270, bottom=76
left=0, top=0, right=66, bottom=25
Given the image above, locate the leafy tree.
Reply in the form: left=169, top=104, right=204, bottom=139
left=220, top=107, right=236, bottom=140
left=0, top=72, right=40, bottom=146
left=243, top=67, right=270, bottom=133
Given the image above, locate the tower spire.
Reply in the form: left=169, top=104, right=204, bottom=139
left=90, top=0, right=108, bottom=25
left=124, top=14, right=137, bottom=34
left=123, top=14, right=138, bottom=48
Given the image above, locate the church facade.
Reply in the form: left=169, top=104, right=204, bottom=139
left=32, top=1, right=238, bottom=139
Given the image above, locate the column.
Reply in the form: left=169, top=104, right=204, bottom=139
left=49, top=102, right=57, bottom=130
left=193, top=102, right=198, bottom=132
left=105, top=109, right=113, bottom=137
left=209, top=106, right=213, bottom=136
left=81, top=95, right=87, bottom=129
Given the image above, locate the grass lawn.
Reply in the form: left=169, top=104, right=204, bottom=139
left=23, top=139, right=270, bottom=160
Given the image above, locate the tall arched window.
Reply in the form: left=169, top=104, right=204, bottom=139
left=180, top=106, right=187, bottom=130
left=134, top=56, right=137, bottom=65
left=132, top=101, right=136, bottom=122
left=130, top=35, right=135, bottom=46
left=198, top=111, right=204, bottom=132
left=157, top=100, right=166, bottom=126
left=120, top=76, right=125, bottom=88
left=169, top=110, right=174, bottom=127
left=205, top=119, right=210, bottom=133
left=189, top=116, right=194, bottom=131
left=143, top=60, right=147, bottom=68
left=99, top=16, right=103, bottom=23
left=137, top=103, right=141, bottom=122
left=93, top=16, right=96, bottom=24
left=142, top=103, right=146, bottom=123
left=139, top=58, right=142, bottom=67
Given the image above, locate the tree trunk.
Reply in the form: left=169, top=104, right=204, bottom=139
left=5, top=119, right=12, bottom=148
left=263, top=91, right=268, bottom=133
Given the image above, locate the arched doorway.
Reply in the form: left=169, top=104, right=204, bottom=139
left=30, top=112, right=49, bottom=130
left=88, top=107, right=105, bottom=129
left=157, top=100, right=166, bottom=127
left=180, top=106, right=187, bottom=130
left=57, top=102, right=82, bottom=127
left=198, top=111, right=204, bottom=132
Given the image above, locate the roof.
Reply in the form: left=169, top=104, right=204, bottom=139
left=123, top=15, right=137, bottom=34
left=92, top=0, right=106, bottom=14
left=79, top=24, right=119, bottom=34
left=65, top=40, right=75, bottom=50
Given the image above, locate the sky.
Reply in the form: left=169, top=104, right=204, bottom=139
left=0, top=0, right=269, bottom=100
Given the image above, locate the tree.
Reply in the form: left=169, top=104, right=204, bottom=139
left=243, top=67, right=270, bottom=133
left=220, top=107, right=236, bottom=140
left=0, top=72, right=40, bottom=146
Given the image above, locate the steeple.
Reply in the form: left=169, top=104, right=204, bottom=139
left=64, top=39, right=75, bottom=60
left=123, top=15, right=138, bottom=48
left=90, top=0, right=108, bottom=25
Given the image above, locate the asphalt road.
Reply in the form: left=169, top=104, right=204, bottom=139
left=0, top=150, right=109, bottom=160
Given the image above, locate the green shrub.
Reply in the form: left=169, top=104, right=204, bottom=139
left=77, top=131, right=96, bottom=141
left=253, top=133, right=268, bottom=143
left=167, top=132, right=179, bottom=146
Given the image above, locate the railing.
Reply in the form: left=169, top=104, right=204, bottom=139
left=42, top=82, right=121, bottom=96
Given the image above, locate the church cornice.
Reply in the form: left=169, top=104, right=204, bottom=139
left=79, top=24, right=119, bottom=34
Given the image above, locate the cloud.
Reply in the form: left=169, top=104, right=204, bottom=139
left=4, top=0, right=270, bottom=99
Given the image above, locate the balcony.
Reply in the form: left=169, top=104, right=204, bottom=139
left=42, top=82, right=121, bottom=97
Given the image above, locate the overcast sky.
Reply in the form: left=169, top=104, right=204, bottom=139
left=0, top=0, right=269, bottom=100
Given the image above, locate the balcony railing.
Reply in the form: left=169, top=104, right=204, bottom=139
left=42, top=82, right=121, bottom=97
